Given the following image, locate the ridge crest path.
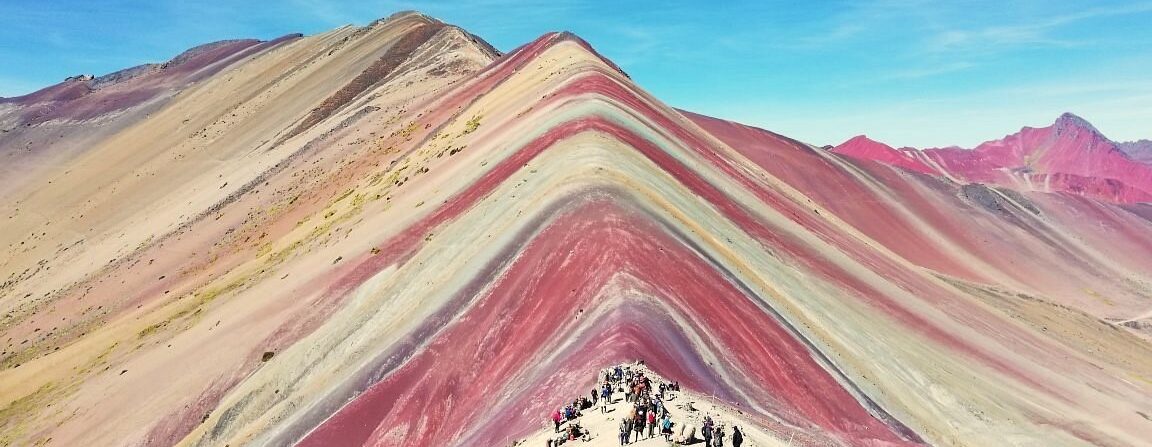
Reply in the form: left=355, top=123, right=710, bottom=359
left=519, top=363, right=817, bottom=447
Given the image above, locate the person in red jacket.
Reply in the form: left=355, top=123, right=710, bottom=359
left=551, top=409, right=562, bottom=432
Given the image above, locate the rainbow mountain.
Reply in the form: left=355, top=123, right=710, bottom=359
left=1, top=11, right=1151, bottom=447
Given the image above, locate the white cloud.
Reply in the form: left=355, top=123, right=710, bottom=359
left=923, top=1, right=1152, bottom=54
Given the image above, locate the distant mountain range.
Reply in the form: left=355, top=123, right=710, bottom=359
left=833, top=113, right=1152, bottom=203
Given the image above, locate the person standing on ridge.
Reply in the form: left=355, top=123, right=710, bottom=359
left=619, top=418, right=630, bottom=445
left=731, top=426, right=744, bottom=447
left=633, top=409, right=645, bottom=442
left=702, top=417, right=713, bottom=447
left=646, top=408, right=657, bottom=438
left=551, top=409, right=562, bottom=433
left=635, top=407, right=645, bottom=440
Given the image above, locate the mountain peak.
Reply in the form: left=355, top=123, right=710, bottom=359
left=832, top=134, right=937, bottom=174
left=842, top=134, right=889, bottom=147
left=838, top=134, right=907, bottom=153
left=1053, top=112, right=1102, bottom=137
left=370, top=10, right=441, bottom=27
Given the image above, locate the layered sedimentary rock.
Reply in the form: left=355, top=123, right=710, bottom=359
left=1, top=11, right=1151, bottom=447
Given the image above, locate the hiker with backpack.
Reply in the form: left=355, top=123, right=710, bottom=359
left=661, top=413, right=674, bottom=440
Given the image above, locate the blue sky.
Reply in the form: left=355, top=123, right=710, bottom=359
left=1, top=0, right=1149, bottom=147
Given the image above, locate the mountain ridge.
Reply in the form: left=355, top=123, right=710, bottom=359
left=1119, top=139, right=1152, bottom=164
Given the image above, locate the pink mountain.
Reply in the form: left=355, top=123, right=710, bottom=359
left=832, top=113, right=1152, bottom=203
left=831, top=135, right=936, bottom=174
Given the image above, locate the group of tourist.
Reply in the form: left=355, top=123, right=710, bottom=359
left=612, top=365, right=675, bottom=444
left=549, top=396, right=593, bottom=444
left=697, top=415, right=744, bottom=447
left=545, top=363, right=745, bottom=446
